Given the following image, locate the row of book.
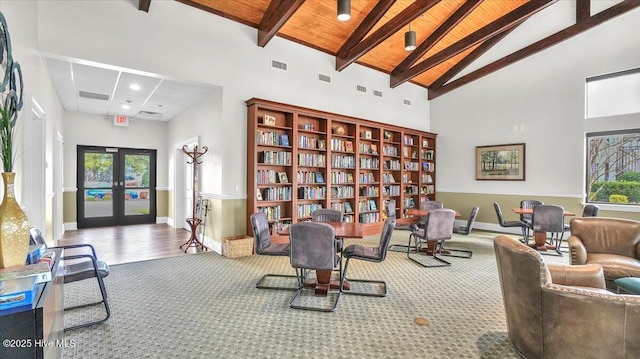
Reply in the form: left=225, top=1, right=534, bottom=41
left=359, top=172, right=376, bottom=183
left=383, top=185, right=401, bottom=196
left=297, top=153, right=326, bottom=167
left=359, top=199, right=378, bottom=212
left=258, top=151, right=292, bottom=165
left=331, top=171, right=353, bottom=184
left=423, top=162, right=435, bottom=172
left=331, top=155, right=355, bottom=168
left=297, top=170, right=324, bottom=184
left=383, top=159, right=401, bottom=170
left=297, top=203, right=323, bottom=218
left=257, top=169, right=280, bottom=184
left=297, top=135, right=325, bottom=150
left=298, top=186, right=326, bottom=199
left=331, top=186, right=354, bottom=198
left=258, top=205, right=282, bottom=221
left=383, top=173, right=397, bottom=183
left=359, top=158, right=379, bottom=169
left=330, top=138, right=354, bottom=152
left=404, top=161, right=420, bottom=171
left=383, top=145, right=399, bottom=157
left=258, top=187, right=292, bottom=201
left=330, top=201, right=353, bottom=213
left=404, top=185, right=419, bottom=195
left=421, top=174, right=434, bottom=183
left=257, top=130, right=289, bottom=147
left=359, top=212, right=380, bottom=223
left=358, top=143, right=378, bottom=155
left=360, top=186, right=379, bottom=197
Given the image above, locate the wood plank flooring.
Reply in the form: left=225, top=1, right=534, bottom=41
left=59, top=224, right=205, bottom=265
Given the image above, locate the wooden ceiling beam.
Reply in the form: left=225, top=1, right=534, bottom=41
left=257, top=0, right=306, bottom=47
left=336, top=0, right=441, bottom=72
left=139, top=0, right=151, bottom=13
left=390, top=0, right=556, bottom=88
left=576, top=0, right=590, bottom=23
left=428, top=24, right=519, bottom=91
left=336, top=0, right=397, bottom=61
left=428, top=0, right=640, bottom=100
left=392, top=0, right=483, bottom=77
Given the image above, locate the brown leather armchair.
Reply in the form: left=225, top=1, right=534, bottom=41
left=494, top=235, right=640, bottom=359
left=568, top=217, right=640, bottom=289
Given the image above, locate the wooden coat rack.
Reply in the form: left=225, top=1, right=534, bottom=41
left=180, top=144, right=209, bottom=252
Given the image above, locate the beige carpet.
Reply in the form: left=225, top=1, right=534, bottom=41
left=61, top=230, right=570, bottom=358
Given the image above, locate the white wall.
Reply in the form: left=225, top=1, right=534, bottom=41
left=63, top=112, right=168, bottom=189
left=431, top=8, right=640, bottom=199
left=35, top=0, right=430, bottom=198
left=0, top=1, right=65, bottom=237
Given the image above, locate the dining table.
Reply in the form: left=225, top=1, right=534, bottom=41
left=279, top=221, right=363, bottom=295
left=512, top=207, right=575, bottom=251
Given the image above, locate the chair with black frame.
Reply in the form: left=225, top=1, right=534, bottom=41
left=312, top=208, right=344, bottom=273
left=493, top=202, right=528, bottom=243
left=29, top=228, right=111, bottom=331
left=250, top=212, right=297, bottom=290
left=386, top=200, right=413, bottom=252
left=532, top=205, right=565, bottom=256
left=416, top=200, right=444, bottom=228
left=520, top=199, right=543, bottom=244
left=442, top=206, right=480, bottom=259
left=341, top=218, right=396, bottom=297
left=563, top=204, right=600, bottom=232
left=407, top=208, right=456, bottom=267
left=289, top=221, right=342, bottom=312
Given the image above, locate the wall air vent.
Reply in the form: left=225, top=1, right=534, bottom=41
left=271, top=59, right=288, bottom=71
left=78, top=90, right=110, bottom=101
left=318, top=73, right=331, bottom=83
left=403, top=99, right=412, bottom=106
left=373, top=90, right=383, bottom=97
left=356, top=84, right=367, bottom=93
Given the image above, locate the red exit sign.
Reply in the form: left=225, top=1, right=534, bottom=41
left=114, top=115, right=129, bottom=127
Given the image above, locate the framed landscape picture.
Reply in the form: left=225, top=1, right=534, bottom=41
left=475, top=143, right=525, bottom=181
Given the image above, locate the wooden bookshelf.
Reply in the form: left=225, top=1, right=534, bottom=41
left=247, top=98, right=437, bottom=236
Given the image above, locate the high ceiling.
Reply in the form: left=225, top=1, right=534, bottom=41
left=165, top=0, right=639, bottom=99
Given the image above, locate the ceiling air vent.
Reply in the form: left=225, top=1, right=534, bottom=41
left=318, top=73, right=331, bottom=83
left=373, top=90, right=383, bottom=97
left=403, top=99, right=412, bottom=106
left=356, top=84, right=367, bottom=93
left=271, top=59, right=288, bottom=71
left=78, top=90, right=110, bottom=101
left=136, top=111, right=163, bottom=120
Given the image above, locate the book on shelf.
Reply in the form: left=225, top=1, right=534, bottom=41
left=256, top=188, right=263, bottom=201
left=345, top=141, right=353, bottom=152
left=369, top=199, right=377, bottom=211
left=370, top=144, right=378, bottom=154
left=0, top=262, right=52, bottom=284
left=344, top=201, right=353, bottom=213
left=278, top=172, right=289, bottom=183
left=363, top=130, right=372, bottom=139
left=280, top=133, right=289, bottom=146
left=315, top=171, right=324, bottom=183
left=318, top=139, right=326, bottom=149
left=347, top=173, right=354, bottom=183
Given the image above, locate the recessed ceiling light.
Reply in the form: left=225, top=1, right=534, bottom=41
left=129, top=84, right=141, bottom=91
left=122, top=104, right=130, bottom=109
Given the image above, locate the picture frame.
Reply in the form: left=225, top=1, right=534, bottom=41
left=278, top=172, right=289, bottom=183
left=475, top=143, right=526, bottom=181
left=263, top=114, right=276, bottom=126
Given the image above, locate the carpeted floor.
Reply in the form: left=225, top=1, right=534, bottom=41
left=61, top=230, right=569, bottom=358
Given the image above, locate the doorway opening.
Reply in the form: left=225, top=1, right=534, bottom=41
left=77, top=145, right=157, bottom=228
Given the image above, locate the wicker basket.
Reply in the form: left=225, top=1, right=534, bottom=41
left=222, top=236, right=254, bottom=258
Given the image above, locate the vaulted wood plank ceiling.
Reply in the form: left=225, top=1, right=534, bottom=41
left=143, top=0, right=639, bottom=99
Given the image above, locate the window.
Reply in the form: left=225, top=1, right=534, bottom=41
left=585, top=68, right=640, bottom=119
left=586, top=129, right=640, bottom=205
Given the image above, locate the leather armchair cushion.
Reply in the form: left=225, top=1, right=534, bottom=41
left=587, top=253, right=640, bottom=280
left=547, top=263, right=606, bottom=289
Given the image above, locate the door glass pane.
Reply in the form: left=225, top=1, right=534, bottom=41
left=84, top=153, right=114, bottom=218
left=124, top=154, right=151, bottom=216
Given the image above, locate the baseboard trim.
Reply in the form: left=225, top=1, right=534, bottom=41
left=156, top=217, right=168, bottom=224
left=64, top=222, right=78, bottom=231
left=167, top=218, right=175, bottom=227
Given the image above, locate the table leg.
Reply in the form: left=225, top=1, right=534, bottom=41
left=303, top=270, right=350, bottom=296
left=532, top=231, right=556, bottom=251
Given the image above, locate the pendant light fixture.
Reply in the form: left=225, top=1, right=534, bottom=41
left=404, top=23, right=416, bottom=51
left=337, top=0, right=351, bottom=21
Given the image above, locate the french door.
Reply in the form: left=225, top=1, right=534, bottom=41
left=77, top=146, right=157, bottom=228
